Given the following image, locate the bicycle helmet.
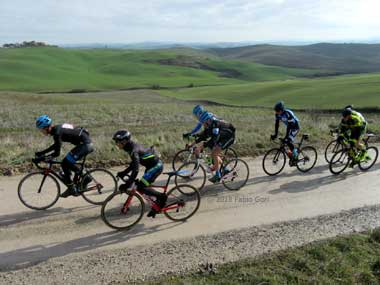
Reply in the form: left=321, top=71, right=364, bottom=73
left=192, top=105, right=204, bottom=118
left=112, top=130, right=131, bottom=142
left=342, top=106, right=352, bottom=117
left=36, top=115, right=52, bottom=129
left=274, top=101, right=285, bottom=112
left=199, top=111, right=214, bottom=124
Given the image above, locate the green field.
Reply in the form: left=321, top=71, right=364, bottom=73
left=0, top=47, right=315, bottom=92
left=147, top=229, right=380, bottom=284
left=160, top=73, right=380, bottom=109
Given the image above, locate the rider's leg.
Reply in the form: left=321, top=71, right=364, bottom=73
left=194, top=143, right=204, bottom=157
left=287, top=129, right=299, bottom=158
left=138, top=162, right=166, bottom=217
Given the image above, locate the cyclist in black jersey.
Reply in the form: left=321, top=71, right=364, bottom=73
left=35, top=115, right=94, bottom=198
left=113, top=130, right=167, bottom=218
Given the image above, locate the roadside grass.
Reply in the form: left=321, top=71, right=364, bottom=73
left=1, top=90, right=380, bottom=174
left=146, top=228, right=380, bottom=285
left=159, top=73, right=380, bottom=109
left=0, top=47, right=317, bottom=93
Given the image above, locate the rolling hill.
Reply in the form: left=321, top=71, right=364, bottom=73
left=209, top=43, right=380, bottom=74
left=0, top=47, right=315, bottom=92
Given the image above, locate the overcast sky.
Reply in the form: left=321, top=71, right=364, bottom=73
left=1, top=0, right=380, bottom=45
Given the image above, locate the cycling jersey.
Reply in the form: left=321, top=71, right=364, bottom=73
left=274, top=109, right=300, bottom=140
left=38, top=124, right=91, bottom=157
left=340, top=110, right=367, bottom=141
left=121, top=141, right=161, bottom=185
left=340, top=110, right=367, bottom=131
left=196, top=118, right=235, bottom=149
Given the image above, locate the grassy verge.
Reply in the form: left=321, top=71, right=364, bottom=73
left=1, top=90, right=379, bottom=175
left=147, top=228, right=380, bottom=284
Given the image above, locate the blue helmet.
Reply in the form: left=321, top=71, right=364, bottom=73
left=36, top=115, right=52, bottom=129
left=199, top=111, right=214, bottom=123
left=192, top=105, right=204, bottom=118
left=274, top=101, right=285, bottom=112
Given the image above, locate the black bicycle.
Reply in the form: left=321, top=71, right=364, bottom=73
left=329, top=134, right=378, bottom=175
left=324, top=128, right=344, bottom=163
left=262, top=134, right=318, bottom=176
left=18, top=156, right=117, bottom=210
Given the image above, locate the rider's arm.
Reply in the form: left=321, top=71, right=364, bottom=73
left=190, top=122, right=202, bottom=135
left=124, top=151, right=139, bottom=183
left=37, top=135, right=62, bottom=157
left=274, top=118, right=280, bottom=137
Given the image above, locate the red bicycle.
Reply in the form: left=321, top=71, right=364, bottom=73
left=101, top=170, right=201, bottom=230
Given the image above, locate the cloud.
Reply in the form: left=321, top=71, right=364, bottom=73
left=0, top=0, right=379, bottom=44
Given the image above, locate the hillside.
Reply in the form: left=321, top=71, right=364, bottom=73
left=209, top=43, right=380, bottom=74
left=0, top=47, right=314, bottom=92
left=160, top=73, right=380, bottom=109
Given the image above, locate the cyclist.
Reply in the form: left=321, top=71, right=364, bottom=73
left=338, top=106, right=369, bottom=166
left=34, top=115, right=94, bottom=198
left=112, top=130, right=167, bottom=218
left=189, top=112, right=236, bottom=183
left=271, top=101, right=300, bottom=163
left=183, top=105, right=209, bottom=139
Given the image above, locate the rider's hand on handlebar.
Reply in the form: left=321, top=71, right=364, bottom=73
left=116, top=171, right=127, bottom=179
left=182, top=133, right=191, bottom=139
left=33, top=156, right=45, bottom=163
left=270, top=134, right=277, bottom=141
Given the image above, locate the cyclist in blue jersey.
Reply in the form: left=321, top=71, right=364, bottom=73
left=188, top=112, right=235, bottom=183
left=183, top=105, right=215, bottom=138
left=270, top=101, right=300, bottom=160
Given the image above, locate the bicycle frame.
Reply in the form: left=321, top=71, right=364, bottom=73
left=33, top=156, right=99, bottom=193
left=119, top=173, right=185, bottom=214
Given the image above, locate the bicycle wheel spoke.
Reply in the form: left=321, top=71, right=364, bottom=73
left=101, top=192, right=144, bottom=230
left=80, top=169, right=117, bottom=205
left=18, top=172, right=60, bottom=210
left=263, top=148, right=286, bottom=176
left=164, top=185, right=200, bottom=221
left=222, top=158, right=249, bottom=190
left=175, top=161, right=206, bottom=191
left=296, top=146, right=317, bottom=172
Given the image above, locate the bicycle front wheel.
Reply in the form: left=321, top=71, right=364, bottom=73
left=164, top=184, right=200, bottom=222
left=172, top=149, right=193, bottom=171
left=296, top=146, right=318, bottom=173
left=222, top=158, right=250, bottom=191
left=262, top=148, right=286, bottom=176
left=359, top=146, right=379, bottom=171
left=329, top=149, right=350, bottom=175
left=18, top=171, right=60, bottom=210
left=324, top=140, right=343, bottom=163
left=175, top=161, right=206, bottom=191
left=101, top=191, right=145, bottom=230
left=80, top=168, right=117, bottom=205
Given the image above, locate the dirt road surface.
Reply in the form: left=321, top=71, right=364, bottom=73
left=1, top=156, right=380, bottom=283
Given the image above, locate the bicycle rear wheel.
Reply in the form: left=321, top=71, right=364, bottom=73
left=324, top=140, right=343, bottom=163
left=296, top=146, right=318, bottom=173
left=80, top=168, right=117, bottom=205
left=101, top=191, right=145, bottom=230
left=172, top=149, right=193, bottom=171
left=359, top=146, right=378, bottom=171
left=329, top=149, right=350, bottom=175
left=222, top=158, right=250, bottom=191
left=164, top=184, right=200, bottom=222
left=175, top=161, right=206, bottom=191
left=18, top=172, right=60, bottom=210
left=262, top=148, right=286, bottom=176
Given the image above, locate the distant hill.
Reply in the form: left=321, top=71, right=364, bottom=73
left=0, top=47, right=314, bottom=92
left=209, top=43, right=380, bottom=74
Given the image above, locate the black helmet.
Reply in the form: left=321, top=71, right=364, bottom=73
left=274, top=101, right=285, bottom=112
left=112, top=130, right=131, bottom=143
left=342, top=106, right=352, bottom=117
